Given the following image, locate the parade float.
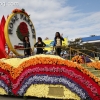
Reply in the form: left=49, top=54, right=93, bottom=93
left=0, top=8, right=100, bottom=100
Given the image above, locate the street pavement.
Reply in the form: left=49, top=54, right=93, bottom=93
left=0, top=95, right=62, bottom=100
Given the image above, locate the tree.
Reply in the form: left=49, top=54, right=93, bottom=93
left=68, top=38, right=82, bottom=49
left=45, top=37, right=49, bottom=40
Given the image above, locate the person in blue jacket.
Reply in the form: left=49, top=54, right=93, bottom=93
left=53, top=32, right=64, bottom=56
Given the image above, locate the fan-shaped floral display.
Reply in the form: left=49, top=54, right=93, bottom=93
left=0, top=55, right=100, bottom=100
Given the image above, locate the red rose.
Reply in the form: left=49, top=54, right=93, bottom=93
left=19, top=22, right=28, bottom=36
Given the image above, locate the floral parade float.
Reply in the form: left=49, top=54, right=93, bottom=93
left=72, top=55, right=84, bottom=64
left=0, top=9, right=100, bottom=100
left=72, top=55, right=92, bottom=64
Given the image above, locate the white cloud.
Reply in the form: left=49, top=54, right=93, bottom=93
left=0, top=0, right=100, bottom=41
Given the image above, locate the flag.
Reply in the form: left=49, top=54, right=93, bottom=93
left=0, top=24, right=6, bottom=58
left=1, top=15, right=6, bottom=30
left=1, top=15, right=6, bottom=50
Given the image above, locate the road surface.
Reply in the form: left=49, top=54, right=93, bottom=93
left=0, top=95, right=63, bottom=100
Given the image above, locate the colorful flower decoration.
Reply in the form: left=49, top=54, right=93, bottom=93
left=24, top=84, right=81, bottom=99
left=72, top=55, right=84, bottom=63
left=12, top=8, right=29, bottom=16
left=87, top=61, right=100, bottom=70
left=0, top=54, right=100, bottom=99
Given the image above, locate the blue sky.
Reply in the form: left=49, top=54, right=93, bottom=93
left=67, top=0, right=100, bottom=13
left=0, top=0, right=100, bottom=40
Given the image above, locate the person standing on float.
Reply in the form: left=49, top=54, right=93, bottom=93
left=53, top=32, right=64, bottom=56
left=34, top=37, right=46, bottom=54
left=23, top=36, right=31, bottom=56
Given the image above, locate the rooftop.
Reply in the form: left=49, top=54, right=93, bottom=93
left=81, top=35, right=100, bottom=42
